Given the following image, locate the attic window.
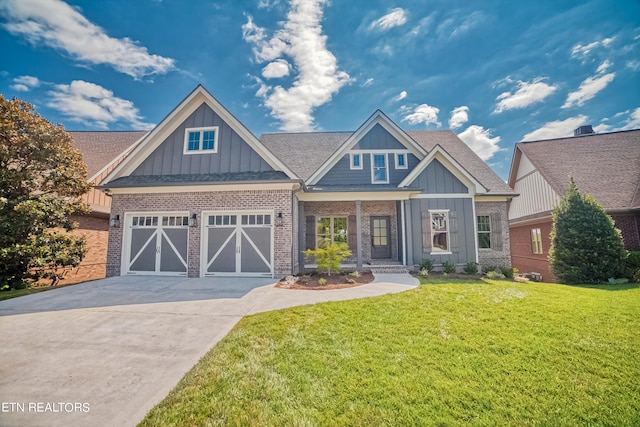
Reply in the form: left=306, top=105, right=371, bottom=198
left=395, top=153, right=407, bottom=169
left=350, top=153, right=362, bottom=170
left=371, top=153, right=389, bottom=184
left=184, top=126, right=218, bottom=154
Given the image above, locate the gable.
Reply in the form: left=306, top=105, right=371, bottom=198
left=316, top=151, right=419, bottom=186
left=103, top=85, right=297, bottom=186
left=509, top=151, right=561, bottom=220
left=353, top=123, right=407, bottom=150
left=132, top=103, right=273, bottom=176
left=408, top=159, right=468, bottom=193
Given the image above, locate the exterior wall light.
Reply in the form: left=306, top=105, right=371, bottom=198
left=189, top=213, right=198, bottom=227
left=110, top=214, right=120, bottom=228
left=275, top=212, right=284, bottom=227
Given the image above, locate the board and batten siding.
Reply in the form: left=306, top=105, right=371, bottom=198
left=509, top=153, right=560, bottom=220
left=409, top=159, right=469, bottom=193
left=132, top=103, right=273, bottom=176
left=317, top=152, right=418, bottom=186
left=408, top=198, right=475, bottom=266
left=352, top=123, right=407, bottom=150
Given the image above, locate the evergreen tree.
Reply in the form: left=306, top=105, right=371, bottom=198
left=549, top=178, right=625, bottom=284
left=0, top=95, right=90, bottom=289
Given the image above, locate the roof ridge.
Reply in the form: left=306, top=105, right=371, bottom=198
left=518, top=127, right=640, bottom=144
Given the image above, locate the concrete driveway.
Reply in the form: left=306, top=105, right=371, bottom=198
left=0, top=274, right=417, bottom=427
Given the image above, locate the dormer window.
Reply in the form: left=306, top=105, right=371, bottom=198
left=184, top=126, right=218, bottom=154
left=371, top=153, right=389, bottom=184
left=395, top=153, right=407, bottom=169
left=350, top=153, right=362, bottom=170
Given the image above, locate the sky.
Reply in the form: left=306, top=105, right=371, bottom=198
left=1, top=0, right=639, bottom=180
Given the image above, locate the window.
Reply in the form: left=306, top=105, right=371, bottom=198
left=431, top=211, right=450, bottom=253
left=531, top=228, right=543, bottom=254
left=395, top=153, right=407, bottom=169
left=371, top=153, right=388, bottom=183
left=316, top=217, right=347, bottom=247
left=477, top=215, right=491, bottom=249
left=184, top=126, right=218, bottom=154
left=350, top=153, right=362, bottom=170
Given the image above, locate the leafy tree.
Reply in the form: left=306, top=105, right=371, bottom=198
left=0, top=95, right=90, bottom=289
left=548, top=179, right=625, bottom=284
left=304, top=239, right=352, bottom=276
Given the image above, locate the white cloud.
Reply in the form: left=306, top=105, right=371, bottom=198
left=10, top=75, right=40, bottom=91
left=370, top=8, right=407, bottom=31
left=522, top=115, right=588, bottom=141
left=448, top=106, right=469, bottom=129
left=596, top=59, right=612, bottom=73
left=261, top=59, right=291, bottom=79
left=0, top=0, right=175, bottom=79
left=393, top=90, right=407, bottom=102
left=571, top=37, right=615, bottom=60
left=242, top=0, right=351, bottom=132
left=626, top=60, right=640, bottom=72
left=361, top=78, right=374, bottom=87
left=457, top=125, right=502, bottom=161
left=562, top=62, right=615, bottom=108
left=47, top=80, right=154, bottom=129
left=401, top=104, right=441, bottom=127
left=436, top=11, right=485, bottom=40
left=494, top=78, right=557, bottom=113
left=622, top=107, right=640, bottom=129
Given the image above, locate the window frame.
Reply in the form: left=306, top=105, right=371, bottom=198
left=350, top=153, right=363, bottom=170
left=395, top=152, right=408, bottom=169
left=183, top=126, right=219, bottom=154
left=430, top=210, right=451, bottom=254
left=531, top=228, right=543, bottom=254
left=370, top=153, right=389, bottom=184
left=477, top=215, right=491, bottom=249
left=316, top=216, right=348, bottom=247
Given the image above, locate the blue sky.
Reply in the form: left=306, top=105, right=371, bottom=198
left=1, top=0, right=639, bottom=179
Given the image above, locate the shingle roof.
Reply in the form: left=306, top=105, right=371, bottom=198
left=261, top=132, right=350, bottom=181
left=104, top=171, right=291, bottom=188
left=514, top=129, right=640, bottom=210
left=262, top=129, right=514, bottom=194
left=69, top=131, right=148, bottom=180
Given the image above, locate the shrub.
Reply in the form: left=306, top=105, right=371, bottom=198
left=304, top=240, right=352, bottom=276
left=350, top=270, right=361, bottom=278
left=549, top=179, right=626, bottom=284
left=443, top=261, right=456, bottom=274
left=486, top=270, right=506, bottom=280
left=623, top=251, right=640, bottom=281
left=482, top=265, right=497, bottom=274
left=419, top=268, right=429, bottom=278
left=500, top=267, right=515, bottom=279
left=419, top=259, right=434, bottom=272
left=463, top=261, right=478, bottom=275
left=318, top=278, right=327, bottom=286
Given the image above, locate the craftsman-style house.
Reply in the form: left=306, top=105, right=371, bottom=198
left=100, top=85, right=516, bottom=278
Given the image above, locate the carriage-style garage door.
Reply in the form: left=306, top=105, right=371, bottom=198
left=202, top=212, right=273, bottom=277
left=123, top=213, right=189, bottom=276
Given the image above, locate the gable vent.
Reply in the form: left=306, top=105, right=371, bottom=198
left=574, top=125, right=594, bottom=136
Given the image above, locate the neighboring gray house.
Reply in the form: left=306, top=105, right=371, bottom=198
left=100, top=85, right=516, bottom=278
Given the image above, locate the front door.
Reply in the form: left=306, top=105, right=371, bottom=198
left=371, top=216, right=391, bottom=259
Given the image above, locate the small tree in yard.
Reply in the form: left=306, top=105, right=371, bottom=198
left=304, top=239, right=352, bottom=276
left=549, top=178, right=625, bottom=284
left=0, top=95, right=90, bottom=290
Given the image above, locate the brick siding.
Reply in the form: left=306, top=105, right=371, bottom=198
left=476, top=201, right=512, bottom=269
left=611, top=213, right=640, bottom=251
left=107, top=189, right=294, bottom=278
left=509, top=219, right=554, bottom=282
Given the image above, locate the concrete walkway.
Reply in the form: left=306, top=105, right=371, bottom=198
left=0, top=274, right=418, bottom=427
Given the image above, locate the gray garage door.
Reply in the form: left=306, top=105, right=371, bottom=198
left=204, top=213, right=273, bottom=277
left=125, top=214, right=189, bottom=275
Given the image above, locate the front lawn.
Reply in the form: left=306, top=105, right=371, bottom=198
left=140, top=279, right=640, bottom=426
left=0, top=286, right=51, bottom=301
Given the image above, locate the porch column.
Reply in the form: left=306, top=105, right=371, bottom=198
left=404, top=199, right=413, bottom=267
left=356, top=200, right=363, bottom=269
left=298, top=200, right=305, bottom=273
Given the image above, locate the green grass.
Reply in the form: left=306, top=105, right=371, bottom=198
left=140, top=279, right=640, bottom=426
left=0, top=286, right=51, bottom=301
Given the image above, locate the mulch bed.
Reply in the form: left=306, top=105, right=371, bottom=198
left=276, top=271, right=374, bottom=290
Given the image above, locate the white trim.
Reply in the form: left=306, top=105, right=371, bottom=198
left=106, top=182, right=300, bottom=195
left=475, top=195, right=511, bottom=202
left=411, top=193, right=474, bottom=199
left=103, top=85, right=298, bottom=184
left=398, top=145, right=487, bottom=194
left=307, top=110, right=427, bottom=185
left=428, top=209, right=451, bottom=255
left=298, top=191, right=415, bottom=202
left=395, top=153, right=408, bottom=169
left=350, top=153, right=363, bottom=170
left=370, top=153, right=389, bottom=184
left=183, top=126, right=219, bottom=155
